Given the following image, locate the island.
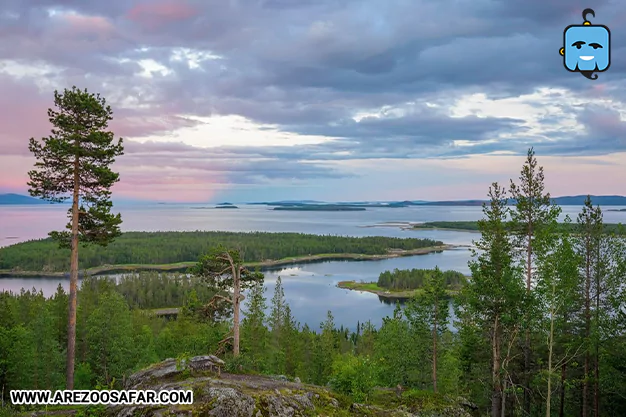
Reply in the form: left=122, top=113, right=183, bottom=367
left=0, top=231, right=453, bottom=278
left=215, top=203, right=239, bottom=209
left=608, top=209, right=626, bottom=212
left=338, top=268, right=467, bottom=299
left=273, top=204, right=366, bottom=211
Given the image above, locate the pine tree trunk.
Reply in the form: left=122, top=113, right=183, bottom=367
left=593, top=243, right=600, bottom=417
left=492, top=316, right=502, bottom=417
left=582, top=239, right=591, bottom=417
left=524, top=232, right=533, bottom=416
left=501, top=379, right=507, bottom=417
left=546, top=301, right=555, bottom=417
left=233, top=269, right=241, bottom=357
left=66, top=153, right=80, bottom=390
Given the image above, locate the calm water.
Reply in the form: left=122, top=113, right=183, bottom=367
left=1, top=203, right=624, bottom=329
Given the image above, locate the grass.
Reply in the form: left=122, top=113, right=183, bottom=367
left=338, top=280, right=463, bottom=298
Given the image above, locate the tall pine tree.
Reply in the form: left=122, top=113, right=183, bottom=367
left=27, top=87, right=124, bottom=389
left=509, top=147, right=561, bottom=414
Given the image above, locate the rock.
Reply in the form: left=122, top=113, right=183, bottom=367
left=125, top=356, right=224, bottom=389
left=293, top=377, right=301, bottom=384
left=204, top=387, right=255, bottom=417
left=94, top=359, right=477, bottom=417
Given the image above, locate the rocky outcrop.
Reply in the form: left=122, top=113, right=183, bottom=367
left=35, top=356, right=474, bottom=417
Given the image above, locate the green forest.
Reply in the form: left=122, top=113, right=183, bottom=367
left=0, top=232, right=442, bottom=272
left=377, top=268, right=467, bottom=291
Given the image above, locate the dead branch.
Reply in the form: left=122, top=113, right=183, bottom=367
left=215, top=333, right=234, bottom=356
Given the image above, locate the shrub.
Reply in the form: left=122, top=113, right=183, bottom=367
left=329, top=353, right=378, bottom=402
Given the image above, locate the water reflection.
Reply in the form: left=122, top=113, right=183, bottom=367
left=1, top=250, right=469, bottom=331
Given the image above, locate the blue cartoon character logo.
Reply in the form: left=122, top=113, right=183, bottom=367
left=560, top=9, right=610, bottom=80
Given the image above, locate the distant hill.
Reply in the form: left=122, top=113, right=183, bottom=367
left=0, top=194, right=49, bottom=205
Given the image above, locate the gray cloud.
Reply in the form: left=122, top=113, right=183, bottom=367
left=1, top=0, right=626, bottom=186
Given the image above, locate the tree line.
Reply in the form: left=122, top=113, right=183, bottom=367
left=377, top=268, right=467, bottom=291
left=0, top=232, right=443, bottom=272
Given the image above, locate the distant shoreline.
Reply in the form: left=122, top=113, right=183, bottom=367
left=0, top=245, right=456, bottom=279
left=365, top=221, right=624, bottom=234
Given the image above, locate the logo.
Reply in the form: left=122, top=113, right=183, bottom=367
left=560, top=8, right=610, bottom=80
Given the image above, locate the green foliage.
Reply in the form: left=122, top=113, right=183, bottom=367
left=191, top=245, right=263, bottom=292
left=27, top=86, right=124, bottom=249
left=377, top=268, right=466, bottom=291
left=241, top=282, right=269, bottom=372
left=329, top=353, right=378, bottom=402
left=86, top=291, right=135, bottom=386
left=0, top=232, right=442, bottom=272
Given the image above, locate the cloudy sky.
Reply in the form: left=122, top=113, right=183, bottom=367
left=1, top=0, right=625, bottom=203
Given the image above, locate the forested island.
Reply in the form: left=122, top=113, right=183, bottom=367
left=338, top=268, right=467, bottom=298
left=412, top=220, right=625, bottom=234
left=0, top=232, right=446, bottom=276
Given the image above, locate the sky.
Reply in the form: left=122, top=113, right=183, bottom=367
left=0, top=0, right=625, bottom=203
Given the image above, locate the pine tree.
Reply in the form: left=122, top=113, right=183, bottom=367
left=460, top=183, right=525, bottom=417
left=509, top=147, right=561, bottom=413
left=27, top=87, right=124, bottom=388
left=405, top=267, right=449, bottom=392
left=536, top=216, right=582, bottom=417
left=269, top=277, right=287, bottom=374
left=242, top=281, right=269, bottom=371
left=576, top=196, right=602, bottom=417
left=191, top=245, right=264, bottom=357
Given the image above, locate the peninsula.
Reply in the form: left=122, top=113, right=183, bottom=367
left=0, top=231, right=452, bottom=278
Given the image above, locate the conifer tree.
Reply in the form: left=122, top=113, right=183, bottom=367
left=242, top=281, right=269, bottom=371
left=405, top=267, right=449, bottom=392
left=460, top=183, right=525, bottom=417
left=191, top=245, right=263, bottom=357
left=27, top=87, right=124, bottom=389
left=509, top=147, right=561, bottom=413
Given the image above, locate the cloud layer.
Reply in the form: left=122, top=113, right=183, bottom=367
left=1, top=0, right=625, bottom=201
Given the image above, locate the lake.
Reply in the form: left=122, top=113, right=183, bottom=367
left=1, top=203, right=624, bottom=330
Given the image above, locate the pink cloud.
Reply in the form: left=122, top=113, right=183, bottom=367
left=60, top=14, right=116, bottom=37
left=126, top=1, right=198, bottom=31
left=0, top=74, right=204, bottom=157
